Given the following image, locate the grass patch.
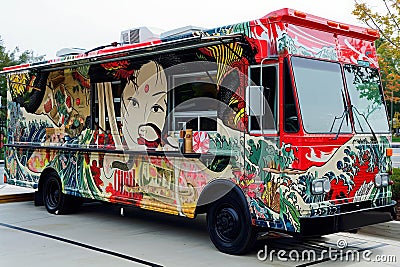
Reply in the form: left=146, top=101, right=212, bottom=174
left=392, top=135, right=400, bottom=142
left=392, top=168, right=400, bottom=200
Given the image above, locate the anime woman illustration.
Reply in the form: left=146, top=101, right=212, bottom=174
left=95, top=60, right=169, bottom=189
left=121, top=60, right=167, bottom=150
left=90, top=59, right=168, bottom=152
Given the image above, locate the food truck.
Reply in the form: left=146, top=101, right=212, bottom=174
left=2, top=8, right=395, bottom=254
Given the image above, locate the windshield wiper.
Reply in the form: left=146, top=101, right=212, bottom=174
left=330, top=109, right=349, bottom=140
left=351, top=106, right=378, bottom=142
left=330, top=90, right=349, bottom=140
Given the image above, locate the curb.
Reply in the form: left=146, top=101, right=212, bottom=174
left=0, top=193, right=34, bottom=204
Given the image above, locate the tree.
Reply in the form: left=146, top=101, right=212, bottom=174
left=353, top=0, right=400, bottom=124
left=0, top=36, right=44, bottom=107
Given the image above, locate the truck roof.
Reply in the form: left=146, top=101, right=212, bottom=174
left=1, top=8, right=379, bottom=74
left=263, top=8, right=379, bottom=40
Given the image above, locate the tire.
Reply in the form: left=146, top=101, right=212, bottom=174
left=207, top=191, right=257, bottom=255
left=347, top=229, right=358, bottom=234
left=43, top=174, right=80, bottom=214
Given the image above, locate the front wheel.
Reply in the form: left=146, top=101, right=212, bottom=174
left=207, top=191, right=257, bottom=254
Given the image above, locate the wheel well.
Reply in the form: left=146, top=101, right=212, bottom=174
left=35, top=168, right=59, bottom=206
left=195, top=179, right=248, bottom=216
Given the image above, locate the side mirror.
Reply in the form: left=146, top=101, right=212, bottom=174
left=246, top=86, right=264, bottom=116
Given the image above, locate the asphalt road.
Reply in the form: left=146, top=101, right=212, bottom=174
left=0, top=166, right=3, bottom=185
left=392, top=147, right=400, bottom=168
left=0, top=201, right=399, bottom=267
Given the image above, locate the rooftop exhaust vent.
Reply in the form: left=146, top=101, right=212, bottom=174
left=56, top=47, right=86, bottom=57
left=120, top=27, right=162, bottom=44
left=160, top=25, right=206, bottom=39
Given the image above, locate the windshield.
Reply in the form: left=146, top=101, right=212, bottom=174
left=291, top=57, right=351, bottom=133
left=344, top=65, right=389, bottom=133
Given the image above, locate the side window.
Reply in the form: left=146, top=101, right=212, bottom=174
left=283, top=59, right=299, bottom=133
left=247, top=65, right=278, bottom=132
left=169, top=71, right=218, bottom=132
left=91, top=81, right=123, bottom=146
left=92, top=81, right=123, bottom=132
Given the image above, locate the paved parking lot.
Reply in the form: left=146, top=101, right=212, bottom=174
left=0, top=165, right=3, bottom=185
left=0, top=201, right=399, bottom=267
left=392, top=146, right=400, bottom=168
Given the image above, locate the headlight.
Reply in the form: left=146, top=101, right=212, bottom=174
left=312, top=178, right=331, bottom=194
left=375, top=173, right=389, bottom=187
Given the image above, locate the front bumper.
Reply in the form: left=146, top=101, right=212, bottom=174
left=299, top=201, right=397, bottom=236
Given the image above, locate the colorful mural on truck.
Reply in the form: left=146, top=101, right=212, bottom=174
left=4, top=8, right=392, bottom=234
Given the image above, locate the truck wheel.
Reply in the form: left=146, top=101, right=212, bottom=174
left=206, top=191, right=257, bottom=254
left=43, top=174, right=79, bottom=214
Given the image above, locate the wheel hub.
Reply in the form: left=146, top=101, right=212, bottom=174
left=47, top=180, right=60, bottom=208
left=215, top=207, right=240, bottom=242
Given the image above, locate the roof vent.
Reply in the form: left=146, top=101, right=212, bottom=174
left=120, top=27, right=162, bottom=44
left=56, top=47, right=86, bottom=57
left=160, top=25, right=206, bottom=40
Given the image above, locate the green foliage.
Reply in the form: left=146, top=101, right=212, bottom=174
left=392, top=167, right=400, bottom=199
left=0, top=36, right=44, bottom=98
left=353, top=1, right=400, bottom=122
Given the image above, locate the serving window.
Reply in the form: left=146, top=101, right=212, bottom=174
left=169, top=70, right=218, bottom=132
left=91, top=81, right=123, bottom=133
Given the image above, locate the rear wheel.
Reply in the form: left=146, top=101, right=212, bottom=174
left=207, top=191, right=257, bottom=254
left=43, top=174, right=81, bottom=214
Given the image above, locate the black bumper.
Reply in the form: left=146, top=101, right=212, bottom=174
left=299, top=201, right=397, bottom=236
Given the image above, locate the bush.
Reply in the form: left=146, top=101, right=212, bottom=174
left=392, top=135, right=400, bottom=142
left=392, top=168, right=400, bottom=200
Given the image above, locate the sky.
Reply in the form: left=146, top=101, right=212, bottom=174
left=0, top=0, right=386, bottom=60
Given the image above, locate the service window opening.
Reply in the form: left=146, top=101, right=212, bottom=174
left=169, top=70, right=218, bottom=132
